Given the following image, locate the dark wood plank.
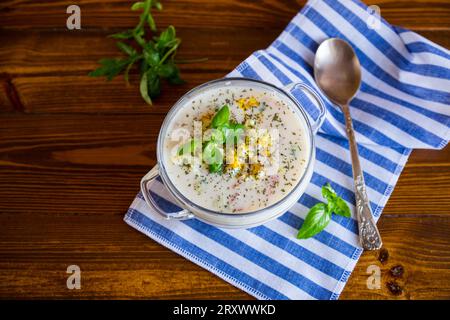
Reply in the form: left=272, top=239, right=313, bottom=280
left=0, top=28, right=448, bottom=114
left=409, top=148, right=450, bottom=166
left=418, top=30, right=450, bottom=49
left=0, top=27, right=278, bottom=113
left=0, top=213, right=249, bottom=299
left=0, top=0, right=449, bottom=31
left=0, top=211, right=449, bottom=299
left=0, top=28, right=277, bottom=76
left=6, top=75, right=208, bottom=114
left=0, top=79, right=15, bottom=112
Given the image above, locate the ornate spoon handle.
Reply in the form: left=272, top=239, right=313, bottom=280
left=342, top=104, right=383, bottom=250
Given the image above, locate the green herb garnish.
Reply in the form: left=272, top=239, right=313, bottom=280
left=322, top=183, right=351, bottom=218
left=211, top=105, right=230, bottom=128
left=297, top=183, right=351, bottom=239
left=204, top=105, right=246, bottom=174
left=177, top=139, right=199, bottom=156
left=222, top=122, right=245, bottom=144
left=208, top=163, right=223, bottom=173
left=204, top=128, right=225, bottom=144
left=177, top=105, right=246, bottom=174
left=89, top=0, right=204, bottom=105
left=203, top=141, right=224, bottom=167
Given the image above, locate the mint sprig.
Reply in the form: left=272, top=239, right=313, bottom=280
left=89, top=0, right=204, bottom=105
left=297, top=183, right=351, bottom=239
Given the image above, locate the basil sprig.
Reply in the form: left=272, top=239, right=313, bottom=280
left=297, top=183, right=351, bottom=239
left=89, top=0, right=205, bottom=105
left=177, top=105, right=246, bottom=174
left=322, top=183, right=351, bottom=218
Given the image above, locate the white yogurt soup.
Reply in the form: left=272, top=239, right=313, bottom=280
left=161, top=82, right=311, bottom=214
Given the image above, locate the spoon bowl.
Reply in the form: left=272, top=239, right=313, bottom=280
left=314, top=38, right=361, bottom=106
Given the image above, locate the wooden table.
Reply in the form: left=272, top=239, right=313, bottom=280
left=1, top=0, right=449, bottom=299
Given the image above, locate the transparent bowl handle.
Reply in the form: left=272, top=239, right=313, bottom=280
left=140, top=164, right=194, bottom=220
left=284, top=82, right=326, bottom=134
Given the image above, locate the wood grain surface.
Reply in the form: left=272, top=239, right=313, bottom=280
left=0, top=0, right=449, bottom=300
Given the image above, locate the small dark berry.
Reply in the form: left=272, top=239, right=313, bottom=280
left=390, top=264, right=404, bottom=278
left=386, top=281, right=403, bottom=296
left=378, top=247, right=389, bottom=264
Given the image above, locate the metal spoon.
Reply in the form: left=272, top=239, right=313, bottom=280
left=314, top=38, right=382, bottom=250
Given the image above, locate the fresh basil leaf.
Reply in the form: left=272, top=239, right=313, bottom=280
left=109, top=30, right=134, bottom=39
left=143, top=0, right=151, bottom=11
left=133, top=29, right=146, bottom=47
left=330, top=197, right=351, bottom=218
left=88, top=58, right=129, bottom=80
left=202, top=141, right=215, bottom=160
left=124, top=60, right=135, bottom=85
left=158, top=62, right=177, bottom=78
left=147, top=14, right=156, bottom=32
left=219, top=123, right=232, bottom=141
left=134, top=27, right=144, bottom=37
left=220, top=122, right=245, bottom=144
left=174, top=57, right=209, bottom=64
left=321, top=182, right=351, bottom=217
left=297, top=203, right=331, bottom=239
left=159, top=62, right=183, bottom=85
left=131, top=1, right=144, bottom=11
left=297, top=182, right=351, bottom=239
left=232, top=123, right=245, bottom=130
left=154, top=1, right=163, bottom=11
left=231, top=123, right=245, bottom=143
left=147, top=72, right=161, bottom=97
left=209, top=163, right=223, bottom=173
left=322, top=182, right=337, bottom=203
left=178, top=139, right=199, bottom=156
left=164, top=26, right=176, bottom=41
left=204, top=128, right=224, bottom=144
left=116, top=42, right=136, bottom=56
left=139, top=72, right=152, bottom=105
left=211, top=105, right=230, bottom=128
left=167, top=67, right=185, bottom=85
left=157, top=26, right=176, bottom=49
left=139, top=59, right=148, bottom=77
left=157, top=39, right=180, bottom=52
left=203, top=141, right=223, bottom=166
left=143, top=45, right=160, bottom=66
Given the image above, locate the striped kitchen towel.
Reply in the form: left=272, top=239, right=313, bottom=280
left=124, top=0, right=450, bottom=299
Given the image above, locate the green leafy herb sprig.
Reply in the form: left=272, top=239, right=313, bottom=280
left=89, top=0, right=203, bottom=105
left=178, top=105, right=245, bottom=174
left=297, top=183, right=351, bottom=239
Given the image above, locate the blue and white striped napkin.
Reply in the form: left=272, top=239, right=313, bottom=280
left=124, top=0, right=450, bottom=299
